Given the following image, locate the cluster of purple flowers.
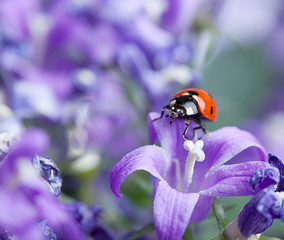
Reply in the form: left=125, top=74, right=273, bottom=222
left=0, top=0, right=284, bottom=239
left=0, top=0, right=203, bottom=239
left=0, top=129, right=81, bottom=239
left=0, top=129, right=113, bottom=239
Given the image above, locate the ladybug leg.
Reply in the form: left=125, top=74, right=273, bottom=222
left=183, top=116, right=190, bottom=140
left=170, top=117, right=176, bottom=125
left=191, top=118, right=207, bottom=140
left=152, top=105, right=169, bottom=122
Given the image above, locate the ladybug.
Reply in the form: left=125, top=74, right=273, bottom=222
left=155, top=88, right=217, bottom=140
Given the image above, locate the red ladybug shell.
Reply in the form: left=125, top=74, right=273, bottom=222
left=173, top=88, right=217, bottom=121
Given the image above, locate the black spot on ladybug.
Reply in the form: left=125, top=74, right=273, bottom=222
left=210, top=106, right=213, bottom=115
left=188, top=91, right=199, bottom=96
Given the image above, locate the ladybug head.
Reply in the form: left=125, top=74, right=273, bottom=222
left=166, top=103, right=186, bottom=119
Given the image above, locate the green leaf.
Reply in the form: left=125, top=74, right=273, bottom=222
left=259, top=236, right=282, bottom=240
left=211, top=233, right=226, bottom=240
left=120, top=171, right=153, bottom=207
left=182, top=226, right=193, bottom=240
left=127, top=222, right=155, bottom=240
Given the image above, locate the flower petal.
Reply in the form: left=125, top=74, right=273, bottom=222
left=199, top=161, right=270, bottom=197
left=148, top=112, right=184, bottom=146
left=161, top=0, right=200, bottom=34
left=188, top=195, right=213, bottom=225
left=153, top=180, right=199, bottom=240
left=203, top=126, right=267, bottom=167
left=148, top=112, right=189, bottom=169
left=109, top=145, right=169, bottom=198
left=0, top=128, right=50, bottom=182
left=189, top=126, right=267, bottom=192
left=10, top=128, right=49, bottom=162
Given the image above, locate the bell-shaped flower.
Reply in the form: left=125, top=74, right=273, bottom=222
left=110, top=112, right=269, bottom=240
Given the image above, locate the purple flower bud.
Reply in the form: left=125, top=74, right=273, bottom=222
left=39, top=220, right=56, bottom=240
left=268, top=153, right=284, bottom=192
left=33, top=155, right=63, bottom=198
left=248, top=166, right=280, bottom=192
left=238, top=187, right=284, bottom=238
left=65, top=202, right=114, bottom=240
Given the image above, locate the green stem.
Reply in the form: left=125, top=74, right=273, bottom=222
left=212, top=198, right=229, bottom=239
left=127, top=222, right=155, bottom=240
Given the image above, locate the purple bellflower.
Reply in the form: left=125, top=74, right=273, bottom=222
left=225, top=154, right=284, bottom=239
left=0, top=0, right=203, bottom=120
left=0, top=128, right=85, bottom=240
left=110, top=112, right=269, bottom=240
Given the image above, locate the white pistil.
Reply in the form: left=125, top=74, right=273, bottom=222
left=275, top=191, right=284, bottom=201
left=183, top=140, right=205, bottom=188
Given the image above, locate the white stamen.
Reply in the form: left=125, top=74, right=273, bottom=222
left=183, top=140, right=205, bottom=188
